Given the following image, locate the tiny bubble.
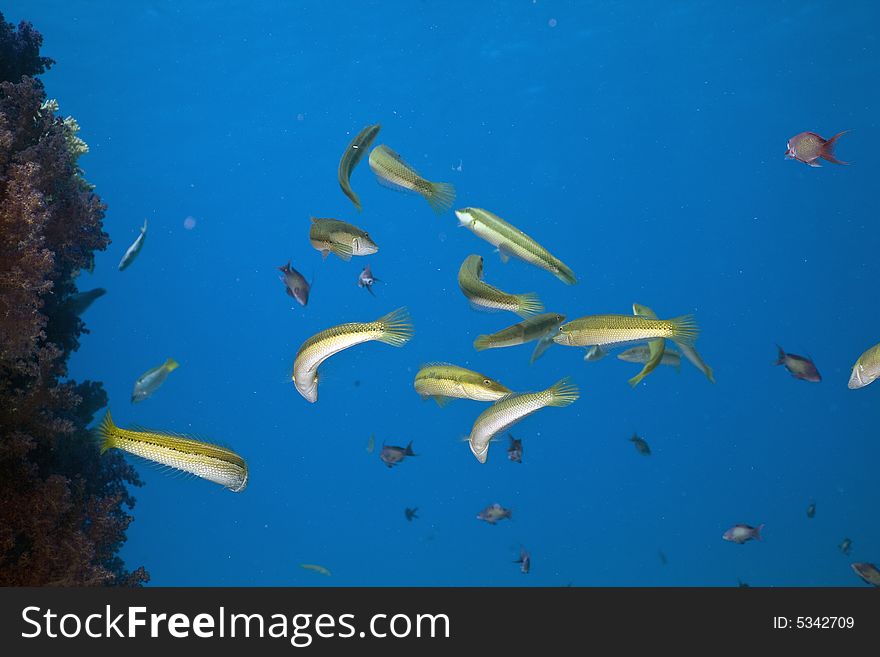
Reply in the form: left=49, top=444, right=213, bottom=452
left=296, top=113, right=305, bottom=121
left=548, top=18, right=557, bottom=27
left=183, top=216, right=197, bottom=230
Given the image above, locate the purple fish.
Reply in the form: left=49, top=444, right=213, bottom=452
left=722, top=523, right=764, bottom=544
left=775, top=345, right=820, bottom=382
left=514, top=547, right=530, bottom=574
left=358, top=263, right=379, bottom=296
left=380, top=441, right=415, bottom=468
left=785, top=131, right=849, bottom=167
left=507, top=434, right=522, bottom=463
left=278, top=261, right=310, bottom=306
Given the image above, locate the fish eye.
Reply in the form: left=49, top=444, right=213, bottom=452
left=484, top=379, right=492, bottom=385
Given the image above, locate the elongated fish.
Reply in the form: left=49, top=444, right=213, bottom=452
left=131, top=357, right=180, bottom=403
left=473, top=313, right=566, bottom=365
left=292, top=307, right=413, bottom=402
left=677, top=342, right=715, bottom=383
left=338, top=123, right=381, bottom=210
left=848, top=342, right=880, bottom=389
left=468, top=377, right=579, bottom=463
left=300, top=564, right=331, bottom=576
left=368, top=144, right=455, bottom=214
left=618, top=346, right=681, bottom=369
left=458, top=254, right=543, bottom=318
left=118, top=219, right=147, bottom=271
left=553, top=314, right=698, bottom=349
left=626, top=303, right=666, bottom=388
left=454, top=207, right=576, bottom=285
left=309, top=217, right=378, bottom=261
left=97, top=410, right=247, bottom=492
left=414, top=363, right=511, bottom=405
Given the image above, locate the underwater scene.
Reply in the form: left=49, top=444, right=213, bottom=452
left=1, top=1, right=879, bottom=587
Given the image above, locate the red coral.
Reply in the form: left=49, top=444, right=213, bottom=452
left=0, top=15, right=147, bottom=586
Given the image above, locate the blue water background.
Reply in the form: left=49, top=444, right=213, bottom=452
left=8, top=0, right=880, bottom=585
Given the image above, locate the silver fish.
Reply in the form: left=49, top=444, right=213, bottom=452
left=118, top=219, right=147, bottom=271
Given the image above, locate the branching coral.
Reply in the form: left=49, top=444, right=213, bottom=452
left=0, top=11, right=148, bottom=586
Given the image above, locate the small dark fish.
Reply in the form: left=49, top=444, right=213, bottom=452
left=380, top=441, right=416, bottom=468
left=839, top=538, right=853, bottom=555
left=785, top=131, right=849, bottom=167
left=851, top=562, right=880, bottom=587
left=738, top=580, right=750, bottom=588
left=723, top=523, right=764, bottom=544
left=66, top=287, right=106, bottom=316
left=476, top=503, right=512, bottom=525
left=358, top=264, right=379, bottom=296
left=775, top=345, right=821, bottom=382
left=278, top=261, right=310, bottom=306
left=806, top=502, right=816, bottom=519
left=405, top=507, right=419, bottom=521
left=507, top=434, right=523, bottom=463
left=514, top=547, right=530, bottom=574
left=658, top=551, right=668, bottom=566
left=629, top=433, right=651, bottom=456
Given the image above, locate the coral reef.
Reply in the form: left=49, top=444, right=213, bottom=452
left=0, top=11, right=148, bottom=586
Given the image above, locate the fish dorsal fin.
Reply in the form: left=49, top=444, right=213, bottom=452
left=420, top=361, right=456, bottom=368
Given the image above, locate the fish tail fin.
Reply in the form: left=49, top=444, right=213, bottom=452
left=473, top=334, right=492, bottom=351
left=774, top=344, right=786, bottom=366
left=669, top=315, right=699, bottom=347
left=164, top=358, right=180, bottom=371
left=529, top=336, right=554, bottom=364
left=628, top=371, right=648, bottom=388
left=821, top=130, right=850, bottom=164
left=546, top=377, right=580, bottom=407
left=96, top=410, right=118, bottom=454
left=514, top=293, right=544, bottom=318
left=405, top=441, right=416, bottom=456
left=375, top=307, right=414, bottom=347
left=754, top=523, right=765, bottom=541
left=705, top=365, right=716, bottom=384
left=553, top=262, right=578, bottom=285
left=425, top=181, right=456, bottom=215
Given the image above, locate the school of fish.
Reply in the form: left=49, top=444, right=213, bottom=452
left=87, top=122, right=879, bottom=585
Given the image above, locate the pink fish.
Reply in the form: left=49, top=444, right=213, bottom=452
left=785, top=131, right=849, bottom=167
left=775, top=345, right=821, bottom=382
left=723, top=523, right=764, bottom=544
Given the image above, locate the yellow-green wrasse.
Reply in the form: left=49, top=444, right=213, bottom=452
left=553, top=314, right=698, bottom=348
left=338, top=123, right=380, bottom=211
left=97, top=411, right=247, bottom=492
left=131, top=357, right=179, bottom=403
left=625, top=303, right=666, bottom=388
left=631, top=303, right=714, bottom=383
left=454, top=207, right=577, bottom=285
left=368, top=144, right=456, bottom=214
left=293, top=307, right=413, bottom=402
left=458, top=254, right=543, bottom=318
left=473, top=313, right=566, bottom=351
left=848, top=342, right=880, bottom=389
left=468, top=377, right=579, bottom=464
left=414, top=363, right=511, bottom=406
left=309, top=217, right=378, bottom=261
